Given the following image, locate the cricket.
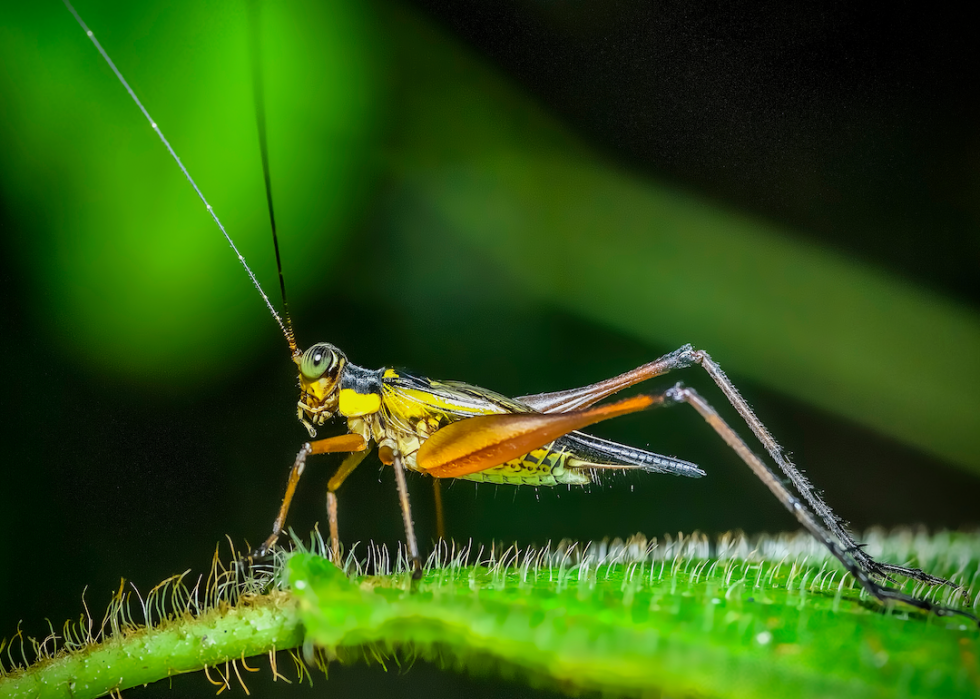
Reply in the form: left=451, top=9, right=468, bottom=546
left=63, top=0, right=975, bottom=623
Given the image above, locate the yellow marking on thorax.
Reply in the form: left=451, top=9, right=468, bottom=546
left=338, top=388, right=382, bottom=417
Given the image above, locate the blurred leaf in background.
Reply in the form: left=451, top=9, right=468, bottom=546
left=2, top=0, right=977, bottom=466
left=0, top=0, right=378, bottom=382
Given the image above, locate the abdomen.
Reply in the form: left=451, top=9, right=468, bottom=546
left=454, top=442, right=591, bottom=486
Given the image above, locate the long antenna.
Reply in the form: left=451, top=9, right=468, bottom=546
left=247, top=0, right=298, bottom=355
left=61, top=0, right=296, bottom=351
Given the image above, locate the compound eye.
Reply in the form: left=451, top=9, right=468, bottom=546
left=300, top=343, right=339, bottom=380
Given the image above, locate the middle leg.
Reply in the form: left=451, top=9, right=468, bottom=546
left=387, top=449, right=422, bottom=579
left=432, top=478, right=446, bottom=541
left=258, top=432, right=367, bottom=555
left=326, top=449, right=371, bottom=564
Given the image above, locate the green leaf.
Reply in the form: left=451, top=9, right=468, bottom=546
left=289, top=532, right=980, bottom=698
left=3, top=531, right=977, bottom=699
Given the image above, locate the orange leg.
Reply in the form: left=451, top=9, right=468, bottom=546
left=257, top=433, right=366, bottom=555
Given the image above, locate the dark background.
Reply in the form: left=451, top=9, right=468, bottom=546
left=1, top=1, right=978, bottom=697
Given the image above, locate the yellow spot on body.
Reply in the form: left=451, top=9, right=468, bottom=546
left=339, top=388, right=382, bottom=417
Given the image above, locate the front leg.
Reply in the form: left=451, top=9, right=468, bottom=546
left=256, top=433, right=367, bottom=556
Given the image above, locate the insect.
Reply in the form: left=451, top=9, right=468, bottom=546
left=62, top=0, right=975, bottom=622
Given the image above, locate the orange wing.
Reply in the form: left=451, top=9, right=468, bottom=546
left=416, top=394, right=659, bottom=478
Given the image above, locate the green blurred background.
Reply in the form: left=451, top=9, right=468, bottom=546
left=1, top=1, right=978, bottom=697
